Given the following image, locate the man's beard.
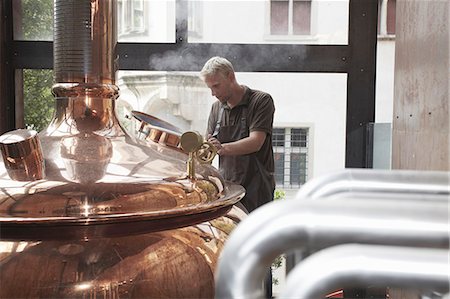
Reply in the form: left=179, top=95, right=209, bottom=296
left=219, top=93, right=231, bottom=103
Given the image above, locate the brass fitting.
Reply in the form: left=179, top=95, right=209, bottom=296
left=180, top=131, right=217, bottom=179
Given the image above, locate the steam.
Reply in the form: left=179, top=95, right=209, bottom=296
left=148, top=43, right=309, bottom=73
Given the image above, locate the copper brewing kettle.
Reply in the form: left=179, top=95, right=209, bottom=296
left=0, top=0, right=245, bottom=297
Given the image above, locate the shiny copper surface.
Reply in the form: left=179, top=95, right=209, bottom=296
left=0, top=89, right=243, bottom=226
left=53, top=1, right=116, bottom=84
left=0, top=1, right=246, bottom=298
left=132, top=110, right=183, bottom=151
left=0, top=129, right=44, bottom=181
left=0, top=205, right=246, bottom=298
left=0, top=0, right=244, bottom=228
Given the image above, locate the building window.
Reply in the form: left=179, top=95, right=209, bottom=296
left=270, top=0, right=311, bottom=36
left=188, top=1, right=203, bottom=38
left=273, top=128, right=309, bottom=188
left=118, top=0, right=146, bottom=38
left=378, top=0, right=396, bottom=36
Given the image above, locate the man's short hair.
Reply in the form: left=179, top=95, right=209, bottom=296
left=200, top=56, right=235, bottom=79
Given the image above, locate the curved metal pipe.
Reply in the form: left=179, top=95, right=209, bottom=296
left=325, top=191, right=449, bottom=202
left=279, top=244, right=449, bottom=299
left=287, top=170, right=450, bottom=275
left=214, top=198, right=449, bottom=299
left=295, top=169, right=450, bottom=199
left=289, top=170, right=450, bottom=272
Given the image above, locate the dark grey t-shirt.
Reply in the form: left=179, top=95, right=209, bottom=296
left=207, top=86, right=275, bottom=181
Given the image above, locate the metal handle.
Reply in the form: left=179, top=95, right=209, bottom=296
left=180, top=131, right=217, bottom=179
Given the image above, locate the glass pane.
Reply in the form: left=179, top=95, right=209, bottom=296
left=387, top=0, right=396, bottom=34
left=270, top=1, right=289, bottom=35
left=117, top=71, right=347, bottom=187
left=291, top=128, right=308, bottom=147
left=117, top=0, right=176, bottom=43
left=293, top=0, right=311, bottom=35
left=23, top=69, right=54, bottom=131
left=290, top=152, right=307, bottom=185
left=14, top=0, right=175, bottom=42
left=367, top=122, right=392, bottom=169
left=13, top=0, right=53, bottom=41
left=274, top=152, right=285, bottom=185
left=273, top=128, right=285, bottom=146
left=188, top=0, right=349, bottom=45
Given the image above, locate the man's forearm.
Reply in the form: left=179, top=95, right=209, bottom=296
left=218, top=131, right=266, bottom=156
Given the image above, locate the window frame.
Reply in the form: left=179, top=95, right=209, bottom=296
left=118, top=0, right=147, bottom=39
left=378, top=0, right=396, bottom=37
left=269, top=0, right=312, bottom=37
left=273, top=127, right=310, bottom=189
left=0, top=0, right=379, bottom=168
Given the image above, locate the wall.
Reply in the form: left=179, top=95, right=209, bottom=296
left=392, top=0, right=449, bottom=170
left=193, top=0, right=349, bottom=44
left=238, top=72, right=347, bottom=179
left=390, top=1, right=449, bottom=295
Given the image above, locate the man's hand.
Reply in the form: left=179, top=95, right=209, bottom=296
left=207, top=131, right=266, bottom=156
left=207, top=136, right=225, bottom=155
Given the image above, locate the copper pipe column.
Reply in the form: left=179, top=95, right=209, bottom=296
left=53, top=0, right=117, bottom=85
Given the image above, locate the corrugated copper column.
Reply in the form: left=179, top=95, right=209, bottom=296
left=53, top=0, right=117, bottom=84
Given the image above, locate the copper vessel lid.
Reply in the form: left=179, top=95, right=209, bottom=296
left=0, top=125, right=244, bottom=239
left=0, top=0, right=245, bottom=240
left=132, top=110, right=182, bottom=135
left=132, top=110, right=183, bottom=151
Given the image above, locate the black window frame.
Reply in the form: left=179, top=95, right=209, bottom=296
left=0, top=0, right=378, bottom=168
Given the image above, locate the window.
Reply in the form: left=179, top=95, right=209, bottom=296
left=273, top=128, right=309, bottom=188
left=23, top=69, right=54, bottom=131
left=118, top=0, right=146, bottom=38
left=270, top=0, right=311, bottom=36
left=13, top=0, right=53, bottom=41
left=378, top=0, right=396, bottom=36
left=188, top=0, right=203, bottom=38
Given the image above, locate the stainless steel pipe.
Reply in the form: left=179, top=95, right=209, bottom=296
left=288, top=169, right=450, bottom=273
left=214, top=198, right=449, bottom=299
left=295, top=169, right=450, bottom=199
left=279, top=244, right=450, bottom=299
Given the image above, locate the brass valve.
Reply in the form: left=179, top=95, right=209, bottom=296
left=180, top=131, right=217, bottom=179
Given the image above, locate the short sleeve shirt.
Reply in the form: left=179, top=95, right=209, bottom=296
left=207, top=86, right=275, bottom=176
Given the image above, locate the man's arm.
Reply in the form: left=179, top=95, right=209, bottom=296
left=208, top=130, right=266, bottom=156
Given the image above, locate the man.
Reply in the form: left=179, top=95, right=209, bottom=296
left=200, top=56, right=275, bottom=213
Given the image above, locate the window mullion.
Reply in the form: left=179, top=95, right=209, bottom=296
left=380, top=0, right=388, bottom=35
left=288, top=0, right=293, bottom=35
left=285, top=128, right=291, bottom=187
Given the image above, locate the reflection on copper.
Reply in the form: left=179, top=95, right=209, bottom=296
left=132, top=110, right=183, bottom=152
left=60, top=133, right=113, bottom=183
left=0, top=129, right=44, bottom=181
left=0, top=216, right=245, bottom=299
left=53, top=0, right=116, bottom=84
left=0, top=0, right=246, bottom=298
